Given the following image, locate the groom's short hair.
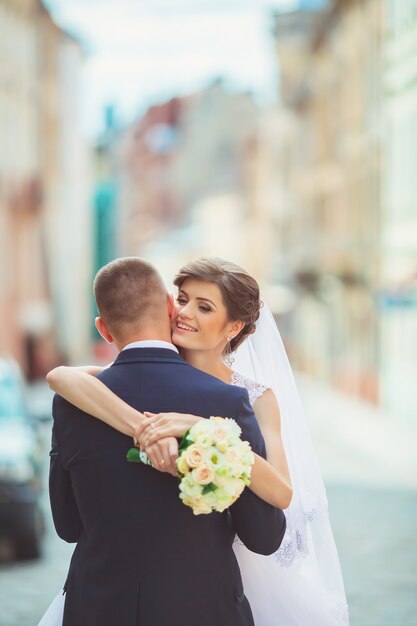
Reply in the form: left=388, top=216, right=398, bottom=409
left=93, top=257, right=167, bottom=338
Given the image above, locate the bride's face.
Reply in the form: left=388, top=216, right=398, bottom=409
left=172, top=278, right=234, bottom=353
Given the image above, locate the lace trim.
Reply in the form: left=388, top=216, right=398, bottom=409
left=233, top=528, right=306, bottom=568
left=274, top=500, right=328, bottom=566
left=233, top=500, right=327, bottom=568
left=233, top=532, right=306, bottom=567
left=229, top=371, right=268, bottom=405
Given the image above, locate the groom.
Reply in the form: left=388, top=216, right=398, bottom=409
left=49, top=257, right=286, bottom=626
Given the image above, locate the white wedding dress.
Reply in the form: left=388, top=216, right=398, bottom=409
left=230, top=371, right=348, bottom=626
left=229, top=305, right=349, bottom=625
left=38, top=305, right=348, bottom=626
left=37, top=590, right=65, bottom=626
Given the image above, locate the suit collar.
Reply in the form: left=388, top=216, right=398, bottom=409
left=113, top=347, right=187, bottom=366
left=122, top=340, right=178, bottom=353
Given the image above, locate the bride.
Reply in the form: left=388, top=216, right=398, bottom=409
left=39, top=256, right=348, bottom=626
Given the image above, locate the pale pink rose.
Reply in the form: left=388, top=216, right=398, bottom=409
left=192, top=464, right=215, bottom=485
left=212, top=426, right=228, bottom=443
left=226, top=448, right=239, bottom=464
left=184, top=444, right=205, bottom=468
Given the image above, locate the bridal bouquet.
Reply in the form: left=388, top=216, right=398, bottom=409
left=127, top=416, right=254, bottom=515
left=176, top=416, right=254, bottom=515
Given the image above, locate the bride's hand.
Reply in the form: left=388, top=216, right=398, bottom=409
left=135, top=412, right=202, bottom=448
left=143, top=437, right=179, bottom=477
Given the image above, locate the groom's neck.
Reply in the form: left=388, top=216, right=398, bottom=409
left=116, top=327, right=173, bottom=351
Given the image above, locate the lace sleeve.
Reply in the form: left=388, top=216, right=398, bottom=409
left=230, top=371, right=268, bottom=406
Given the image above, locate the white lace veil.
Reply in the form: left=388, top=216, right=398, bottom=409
left=233, top=303, right=348, bottom=622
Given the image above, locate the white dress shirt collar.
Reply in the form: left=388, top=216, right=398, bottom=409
left=122, top=340, right=179, bottom=353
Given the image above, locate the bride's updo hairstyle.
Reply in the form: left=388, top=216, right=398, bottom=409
left=173, top=257, right=261, bottom=352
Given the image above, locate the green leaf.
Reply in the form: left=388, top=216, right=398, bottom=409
left=178, top=429, right=193, bottom=452
left=202, top=482, right=217, bottom=495
left=126, top=447, right=141, bottom=463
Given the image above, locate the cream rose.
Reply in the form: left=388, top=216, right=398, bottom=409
left=176, top=455, right=190, bottom=475
left=184, top=444, right=205, bottom=468
left=212, top=426, right=228, bottom=443
left=190, top=420, right=214, bottom=444
left=192, top=464, right=215, bottom=485
left=179, top=473, right=203, bottom=498
left=216, top=441, right=229, bottom=454
left=191, top=496, right=212, bottom=515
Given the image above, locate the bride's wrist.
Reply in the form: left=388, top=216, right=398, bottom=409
left=125, top=407, right=146, bottom=436
left=188, top=414, right=202, bottom=427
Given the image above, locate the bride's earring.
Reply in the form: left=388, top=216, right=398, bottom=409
left=223, top=337, right=235, bottom=367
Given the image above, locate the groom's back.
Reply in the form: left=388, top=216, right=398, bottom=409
left=51, top=348, right=255, bottom=626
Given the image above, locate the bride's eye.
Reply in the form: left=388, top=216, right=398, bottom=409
left=176, top=296, right=188, bottom=305
left=199, top=305, right=211, bottom=313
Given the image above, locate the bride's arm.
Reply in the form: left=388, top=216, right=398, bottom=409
left=249, top=390, right=292, bottom=509
left=46, top=366, right=145, bottom=437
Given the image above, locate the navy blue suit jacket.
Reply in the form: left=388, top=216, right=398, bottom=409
left=49, top=348, right=286, bottom=626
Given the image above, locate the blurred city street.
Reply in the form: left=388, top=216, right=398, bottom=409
left=0, top=379, right=416, bottom=626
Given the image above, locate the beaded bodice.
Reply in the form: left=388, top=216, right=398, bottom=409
left=229, top=371, right=268, bottom=406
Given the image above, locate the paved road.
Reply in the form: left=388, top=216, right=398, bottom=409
left=328, top=484, right=417, bottom=626
left=298, top=376, right=417, bottom=626
left=0, top=380, right=416, bottom=626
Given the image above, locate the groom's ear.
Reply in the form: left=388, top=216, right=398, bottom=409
left=95, top=317, right=114, bottom=344
left=167, top=293, right=176, bottom=320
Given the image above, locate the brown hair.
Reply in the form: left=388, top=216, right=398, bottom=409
left=173, top=257, right=261, bottom=352
left=93, top=257, right=167, bottom=338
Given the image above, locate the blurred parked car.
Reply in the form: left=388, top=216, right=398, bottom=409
left=0, top=358, right=45, bottom=559
left=26, top=379, right=54, bottom=422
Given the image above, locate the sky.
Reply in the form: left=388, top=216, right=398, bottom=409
left=44, top=0, right=300, bottom=137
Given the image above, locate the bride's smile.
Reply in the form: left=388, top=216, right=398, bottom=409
left=175, top=321, right=198, bottom=333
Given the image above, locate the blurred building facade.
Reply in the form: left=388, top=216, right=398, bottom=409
left=173, top=81, right=259, bottom=274
left=118, top=95, right=185, bottom=257
left=273, top=0, right=384, bottom=403
left=0, top=0, right=91, bottom=377
left=119, top=81, right=263, bottom=286
left=93, top=105, right=120, bottom=278
left=380, top=0, right=417, bottom=422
